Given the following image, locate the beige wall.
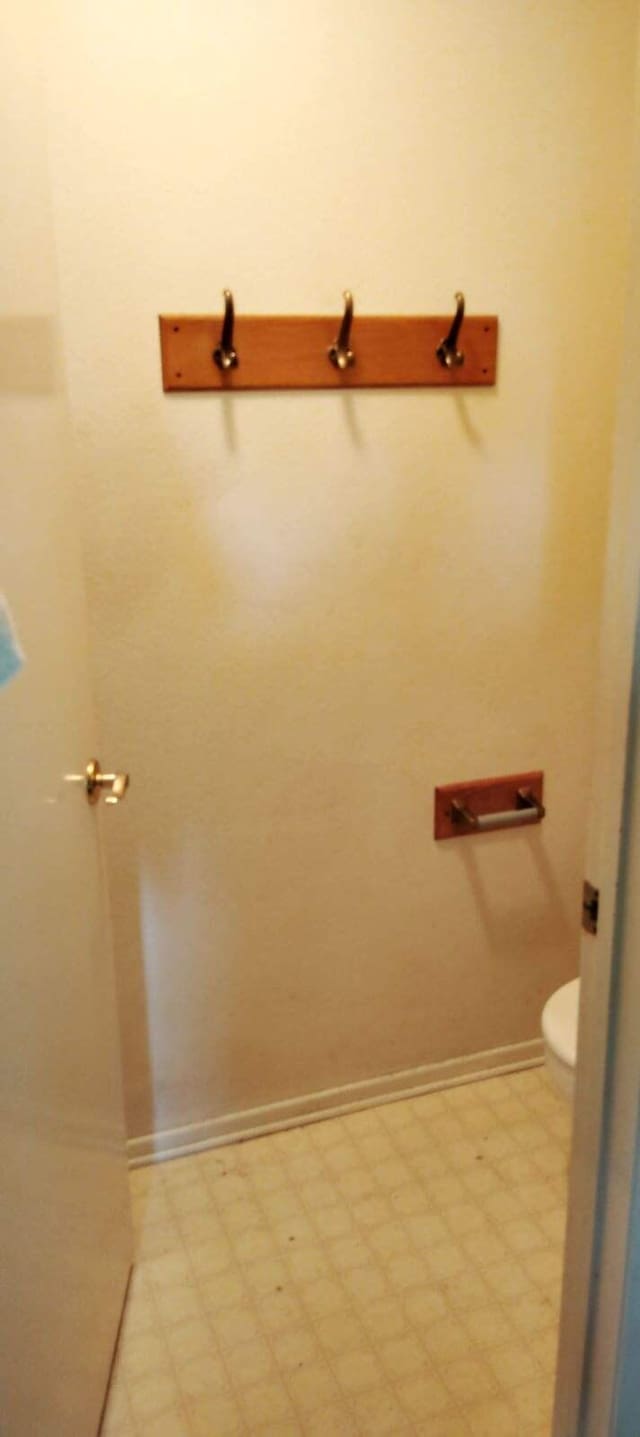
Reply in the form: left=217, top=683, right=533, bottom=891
left=44, top=2, right=637, bottom=1141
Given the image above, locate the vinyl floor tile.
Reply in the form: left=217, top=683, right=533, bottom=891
left=103, top=1067, right=568, bottom=1436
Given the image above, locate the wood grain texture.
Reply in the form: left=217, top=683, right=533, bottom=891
left=434, top=771, right=545, bottom=840
left=159, top=314, right=498, bottom=391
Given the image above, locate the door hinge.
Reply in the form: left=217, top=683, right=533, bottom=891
left=582, top=880, right=600, bottom=935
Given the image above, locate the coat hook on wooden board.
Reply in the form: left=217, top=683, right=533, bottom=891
left=212, top=289, right=238, bottom=371
left=436, top=292, right=466, bottom=370
left=327, top=290, right=355, bottom=371
left=159, top=298, right=498, bottom=392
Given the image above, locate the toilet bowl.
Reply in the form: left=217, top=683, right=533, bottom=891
left=541, top=977, right=580, bottom=1101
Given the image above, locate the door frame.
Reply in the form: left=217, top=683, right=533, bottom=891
left=553, top=42, right=640, bottom=1432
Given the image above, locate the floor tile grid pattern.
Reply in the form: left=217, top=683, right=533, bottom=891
left=102, top=1068, right=570, bottom=1437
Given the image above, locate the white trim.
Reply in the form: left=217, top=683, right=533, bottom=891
left=127, top=1038, right=544, bottom=1167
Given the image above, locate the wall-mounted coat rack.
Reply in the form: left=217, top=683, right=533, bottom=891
left=159, top=290, right=498, bottom=392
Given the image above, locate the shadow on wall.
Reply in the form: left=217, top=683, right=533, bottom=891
left=525, top=223, right=620, bottom=772
left=108, top=837, right=153, bottom=1142
left=0, top=318, right=61, bottom=394
left=452, top=830, right=571, bottom=950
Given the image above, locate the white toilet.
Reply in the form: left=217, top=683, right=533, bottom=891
left=541, top=977, right=580, bottom=1101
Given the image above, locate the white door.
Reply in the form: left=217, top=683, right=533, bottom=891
left=0, top=11, right=132, bottom=1437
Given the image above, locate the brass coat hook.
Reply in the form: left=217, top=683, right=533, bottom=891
left=213, top=289, right=238, bottom=371
left=328, top=290, right=355, bottom=370
left=436, top=291, right=465, bottom=369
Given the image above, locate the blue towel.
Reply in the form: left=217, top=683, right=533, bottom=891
left=0, top=594, right=25, bottom=688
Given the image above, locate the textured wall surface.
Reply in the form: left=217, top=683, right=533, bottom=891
left=44, top=1, right=637, bottom=1140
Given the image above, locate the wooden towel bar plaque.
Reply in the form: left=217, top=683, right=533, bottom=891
left=434, top=772, right=545, bottom=840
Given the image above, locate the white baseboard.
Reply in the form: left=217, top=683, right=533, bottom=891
left=127, top=1038, right=544, bottom=1168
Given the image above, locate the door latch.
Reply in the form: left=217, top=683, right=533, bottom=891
left=582, top=880, right=599, bottom=935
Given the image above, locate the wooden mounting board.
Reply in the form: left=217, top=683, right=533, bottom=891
left=434, top=771, right=544, bottom=840
left=159, top=314, right=498, bottom=392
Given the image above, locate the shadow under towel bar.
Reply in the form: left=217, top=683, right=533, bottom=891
left=434, top=771, right=545, bottom=839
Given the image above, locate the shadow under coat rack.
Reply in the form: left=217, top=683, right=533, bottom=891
left=159, top=290, right=499, bottom=392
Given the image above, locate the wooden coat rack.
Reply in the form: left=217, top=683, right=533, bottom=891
left=159, top=290, right=498, bottom=392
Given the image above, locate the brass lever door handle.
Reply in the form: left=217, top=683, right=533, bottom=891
left=85, top=758, right=130, bottom=806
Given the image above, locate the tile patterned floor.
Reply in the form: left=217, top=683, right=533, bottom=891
left=102, top=1067, right=570, bottom=1437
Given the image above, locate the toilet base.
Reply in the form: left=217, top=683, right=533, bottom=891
left=543, top=1046, right=575, bottom=1102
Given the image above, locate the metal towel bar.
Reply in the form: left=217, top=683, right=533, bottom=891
left=451, top=787, right=545, bottom=832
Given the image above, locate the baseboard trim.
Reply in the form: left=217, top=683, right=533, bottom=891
left=127, top=1038, right=544, bottom=1168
